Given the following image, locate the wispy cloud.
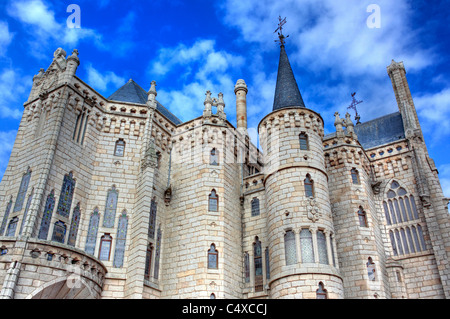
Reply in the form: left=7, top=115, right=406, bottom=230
left=85, top=63, right=125, bottom=94
left=6, top=0, right=104, bottom=57
left=0, top=21, right=14, bottom=56
left=0, top=69, right=31, bottom=119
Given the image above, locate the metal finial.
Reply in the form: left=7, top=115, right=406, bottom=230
left=274, top=16, right=289, bottom=46
left=347, top=92, right=363, bottom=125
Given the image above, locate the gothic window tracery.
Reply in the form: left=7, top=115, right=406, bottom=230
left=383, top=181, right=427, bottom=257
left=254, top=237, right=263, bottom=292
left=56, top=172, right=76, bottom=218
left=51, top=221, right=66, bottom=243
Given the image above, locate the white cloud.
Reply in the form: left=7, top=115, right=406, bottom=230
left=149, top=39, right=245, bottom=124
left=7, top=0, right=104, bottom=56
left=85, top=63, right=125, bottom=94
left=0, top=69, right=31, bottom=119
left=0, top=21, right=14, bottom=56
left=437, top=163, right=450, bottom=198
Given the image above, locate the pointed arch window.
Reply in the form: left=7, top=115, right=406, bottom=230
left=85, top=208, right=100, bottom=255
left=210, top=293, right=216, bottom=299
left=358, top=207, right=368, bottom=227
left=51, top=221, right=66, bottom=243
left=56, top=172, right=76, bottom=218
left=99, top=234, right=112, bottom=261
left=38, top=190, right=55, bottom=240
left=113, top=211, right=128, bottom=268
left=254, top=237, right=263, bottom=292
left=144, top=244, right=153, bottom=281
left=316, top=282, right=328, bottom=299
left=384, top=181, right=427, bottom=257
left=208, top=244, right=218, bottom=269
left=284, top=230, right=297, bottom=265
left=265, top=247, right=270, bottom=280
left=208, top=190, right=218, bottom=212
left=67, top=202, right=81, bottom=247
left=299, top=132, right=309, bottom=150
left=210, top=148, right=219, bottom=165
left=6, top=217, right=19, bottom=237
left=251, top=198, right=260, bottom=216
left=304, top=174, right=314, bottom=198
left=13, top=167, right=32, bottom=212
left=350, top=168, right=360, bottom=185
left=103, top=185, right=118, bottom=228
left=114, top=139, right=125, bottom=157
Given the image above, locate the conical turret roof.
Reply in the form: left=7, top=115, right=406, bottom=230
left=272, top=45, right=305, bottom=111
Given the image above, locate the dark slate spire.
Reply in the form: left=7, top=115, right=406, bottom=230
left=272, top=45, right=305, bottom=111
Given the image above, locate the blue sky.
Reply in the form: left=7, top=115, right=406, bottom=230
left=0, top=0, right=449, bottom=196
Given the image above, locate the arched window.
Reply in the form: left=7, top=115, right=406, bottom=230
left=154, top=226, right=162, bottom=279
left=114, top=139, right=126, bottom=157
left=13, top=167, right=31, bottom=212
left=208, top=190, right=218, bottom=212
left=316, top=282, right=328, bottom=299
left=299, top=133, right=309, bottom=150
left=265, top=247, right=270, bottom=280
left=367, top=257, right=376, bottom=281
left=284, top=230, right=297, bottom=265
left=103, top=185, right=118, bottom=228
left=113, top=211, right=128, bottom=268
left=56, top=172, right=76, bottom=218
left=6, top=217, right=18, bottom=237
left=85, top=208, right=100, bottom=255
left=144, top=244, right=153, bottom=281
left=251, top=198, right=260, bottom=216
left=19, top=189, right=34, bottom=235
left=38, top=190, right=55, bottom=240
left=254, top=237, right=263, bottom=292
left=304, top=174, right=314, bottom=198
left=210, top=293, right=216, bottom=299
left=208, top=244, right=218, bottom=269
left=67, top=202, right=81, bottom=247
left=210, top=148, right=219, bottom=165
left=383, top=181, right=427, bottom=257
left=300, top=229, right=315, bottom=263
left=317, top=230, right=328, bottom=265
left=99, top=234, right=112, bottom=261
left=350, top=168, right=360, bottom=185
left=358, top=207, right=368, bottom=227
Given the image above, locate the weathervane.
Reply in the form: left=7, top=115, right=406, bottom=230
left=347, top=92, right=363, bottom=124
left=274, top=16, right=289, bottom=46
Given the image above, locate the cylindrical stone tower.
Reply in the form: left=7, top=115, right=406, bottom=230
left=259, top=43, right=343, bottom=299
left=234, top=79, right=248, bottom=132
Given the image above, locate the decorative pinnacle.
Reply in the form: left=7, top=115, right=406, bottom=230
left=274, top=16, right=289, bottom=46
